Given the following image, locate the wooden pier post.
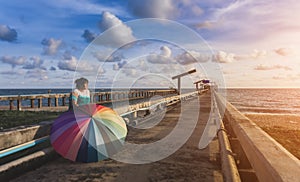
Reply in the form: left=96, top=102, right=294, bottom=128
left=54, top=97, right=58, bottom=107
left=62, top=97, right=66, bottom=106
left=17, top=96, right=22, bottom=111
left=38, top=98, right=42, bottom=108
left=30, top=99, right=35, bottom=108
left=9, top=100, right=13, bottom=110
left=48, top=98, right=51, bottom=107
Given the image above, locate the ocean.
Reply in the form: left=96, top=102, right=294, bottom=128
left=226, top=88, right=300, bottom=115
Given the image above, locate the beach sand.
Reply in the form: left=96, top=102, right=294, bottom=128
left=245, top=113, right=300, bottom=159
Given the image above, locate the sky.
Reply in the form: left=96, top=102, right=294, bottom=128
left=0, top=0, right=300, bottom=88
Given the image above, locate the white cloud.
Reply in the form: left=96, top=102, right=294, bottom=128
left=147, top=53, right=174, bottom=64
left=213, top=51, right=235, bottom=63
left=160, top=46, right=172, bottom=57
left=98, top=11, right=135, bottom=47
left=176, top=50, right=210, bottom=65
left=251, top=49, right=267, bottom=59
left=122, top=68, right=137, bottom=77
left=23, top=56, right=45, bottom=70
left=0, top=25, right=17, bottom=42
left=147, top=46, right=175, bottom=64
left=272, top=75, right=285, bottom=80
left=235, top=49, right=267, bottom=60
left=94, top=51, right=124, bottom=62
left=99, top=11, right=124, bottom=30
left=161, top=64, right=182, bottom=75
left=195, top=21, right=216, bottom=29
left=25, top=68, right=48, bottom=80
left=274, top=48, right=294, bottom=56
left=93, top=52, right=108, bottom=62
left=113, top=60, right=127, bottom=71
left=254, top=64, right=292, bottom=71
left=41, top=38, right=63, bottom=55
left=113, top=64, right=119, bottom=71
left=58, top=56, right=95, bottom=72
left=0, top=56, right=26, bottom=68
left=272, top=74, right=300, bottom=80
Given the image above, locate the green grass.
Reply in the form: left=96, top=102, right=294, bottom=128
left=0, top=110, right=63, bottom=130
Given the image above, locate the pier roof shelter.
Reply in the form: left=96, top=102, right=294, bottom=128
left=194, top=79, right=210, bottom=90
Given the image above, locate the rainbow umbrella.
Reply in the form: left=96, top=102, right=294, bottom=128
left=50, top=104, right=127, bottom=163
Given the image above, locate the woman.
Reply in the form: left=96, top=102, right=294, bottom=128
left=69, top=77, right=90, bottom=109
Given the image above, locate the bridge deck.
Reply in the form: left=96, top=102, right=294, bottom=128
left=11, top=93, right=223, bottom=182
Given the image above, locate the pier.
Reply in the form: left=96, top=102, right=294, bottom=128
left=0, top=89, right=177, bottom=111
left=0, top=89, right=299, bottom=181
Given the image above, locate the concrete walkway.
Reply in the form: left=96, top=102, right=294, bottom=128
left=12, top=93, right=223, bottom=182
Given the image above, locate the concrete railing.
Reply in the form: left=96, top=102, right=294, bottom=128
left=214, top=92, right=300, bottom=182
left=0, top=121, right=52, bottom=151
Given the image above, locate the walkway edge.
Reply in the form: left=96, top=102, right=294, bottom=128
left=0, top=147, right=56, bottom=181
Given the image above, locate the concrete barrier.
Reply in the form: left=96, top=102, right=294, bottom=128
left=214, top=92, right=300, bottom=182
left=0, top=121, right=52, bottom=151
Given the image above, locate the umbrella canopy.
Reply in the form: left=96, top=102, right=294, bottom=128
left=50, top=104, right=127, bottom=163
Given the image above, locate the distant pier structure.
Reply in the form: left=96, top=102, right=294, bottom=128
left=0, top=89, right=177, bottom=111
left=194, top=79, right=211, bottom=91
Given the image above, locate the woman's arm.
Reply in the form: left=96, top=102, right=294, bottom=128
left=88, top=90, right=91, bottom=103
left=72, top=91, right=79, bottom=107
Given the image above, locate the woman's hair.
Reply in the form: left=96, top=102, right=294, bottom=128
left=75, top=77, right=88, bottom=90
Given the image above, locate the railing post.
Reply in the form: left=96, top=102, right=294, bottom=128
left=30, top=99, right=35, bottom=108
left=48, top=97, right=51, bottom=107
left=9, top=100, right=14, bottom=110
left=54, top=96, right=58, bottom=107
left=17, top=96, right=22, bottom=111
left=62, top=97, right=66, bottom=106
left=38, top=98, right=42, bottom=108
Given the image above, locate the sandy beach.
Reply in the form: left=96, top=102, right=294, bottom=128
left=245, top=113, right=300, bottom=159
